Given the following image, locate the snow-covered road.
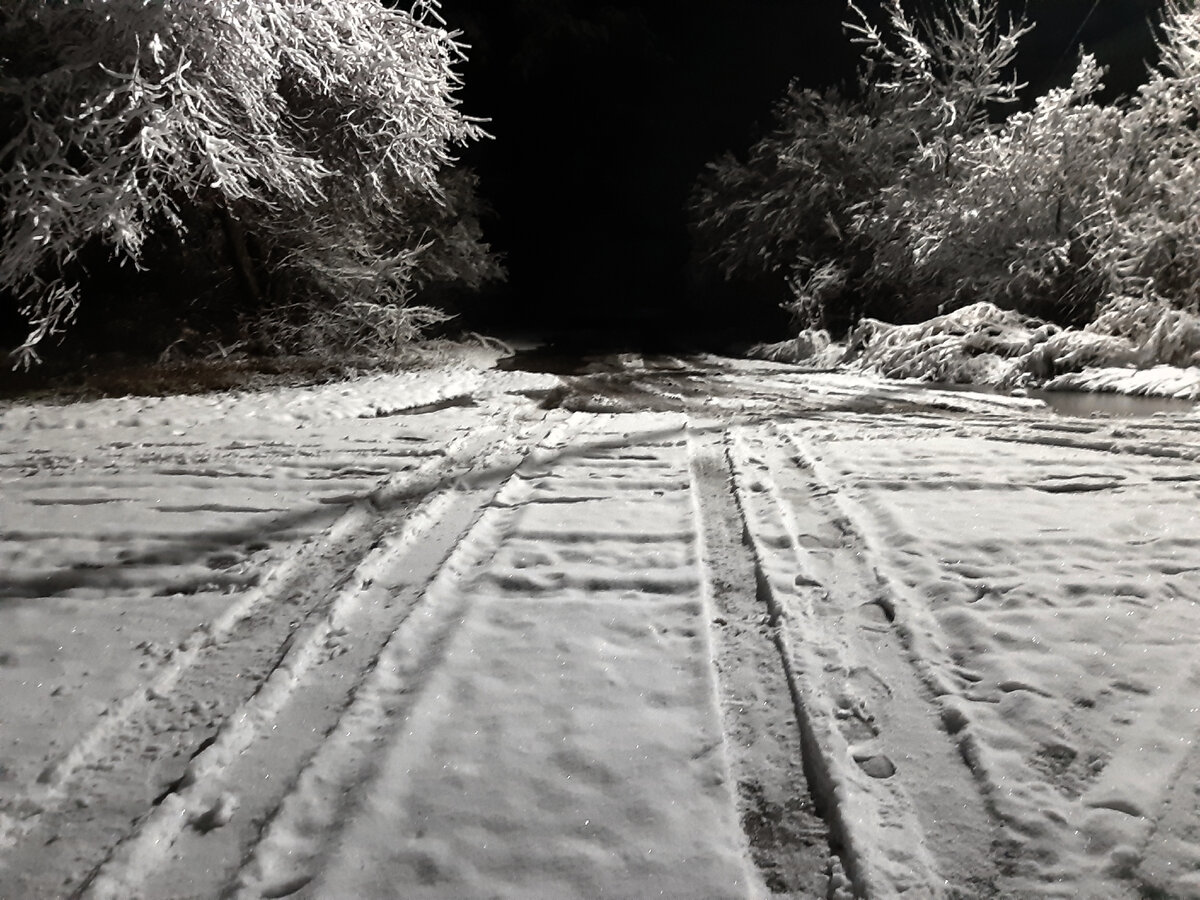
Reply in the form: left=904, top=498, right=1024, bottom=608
left=1, top=350, right=1198, bottom=898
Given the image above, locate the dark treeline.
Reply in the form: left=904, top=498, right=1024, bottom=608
left=442, top=0, right=848, bottom=348
left=443, top=0, right=1161, bottom=349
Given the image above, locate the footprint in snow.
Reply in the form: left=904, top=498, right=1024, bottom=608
left=852, top=751, right=897, bottom=779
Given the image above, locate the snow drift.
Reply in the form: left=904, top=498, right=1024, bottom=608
left=752, top=302, right=1200, bottom=399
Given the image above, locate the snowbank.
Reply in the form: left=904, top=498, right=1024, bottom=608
left=842, top=304, right=1059, bottom=386
left=747, top=329, right=844, bottom=368
left=776, top=301, right=1200, bottom=398
left=1045, top=364, right=1200, bottom=399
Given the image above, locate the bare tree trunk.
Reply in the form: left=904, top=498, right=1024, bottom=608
left=220, top=207, right=263, bottom=305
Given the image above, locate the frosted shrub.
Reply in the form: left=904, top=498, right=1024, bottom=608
left=1088, top=297, right=1200, bottom=367
left=845, top=302, right=1146, bottom=386
left=747, top=329, right=841, bottom=367
left=688, top=85, right=900, bottom=318
left=689, top=0, right=1028, bottom=328
left=859, top=0, right=1200, bottom=344
left=1054, top=0, right=1200, bottom=368
left=847, top=302, right=1056, bottom=385
left=256, top=166, right=503, bottom=358
left=1085, top=1, right=1200, bottom=319
left=869, top=55, right=1119, bottom=324
left=693, top=0, right=1200, bottom=379
left=0, top=0, right=496, bottom=367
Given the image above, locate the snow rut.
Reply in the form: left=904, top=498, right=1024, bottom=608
left=728, top=424, right=1003, bottom=898
left=688, top=431, right=833, bottom=897
left=72, top=412, right=561, bottom=900
left=230, top=414, right=756, bottom=899
left=785, top=413, right=1200, bottom=898
left=0, top=410, right=529, bottom=899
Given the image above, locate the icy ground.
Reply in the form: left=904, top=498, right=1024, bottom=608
left=1, top=348, right=1198, bottom=899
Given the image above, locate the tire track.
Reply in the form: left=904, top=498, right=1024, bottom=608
left=233, top=414, right=757, bottom=899
left=1137, top=727, right=1200, bottom=898
left=75, top=412, right=572, bottom=900
left=0, top=410, right=527, bottom=899
left=688, top=430, right=832, bottom=898
left=782, top=417, right=1200, bottom=897
left=222, top=417, right=583, bottom=898
left=729, top=424, right=1003, bottom=899
left=979, top=418, right=1200, bottom=464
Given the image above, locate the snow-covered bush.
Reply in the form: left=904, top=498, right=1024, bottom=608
left=693, top=0, right=1200, bottom=381
left=861, top=55, right=1119, bottom=325
left=859, top=0, right=1200, bottom=341
left=882, top=2, right=1200, bottom=333
left=846, top=303, right=1057, bottom=385
left=688, top=84, right=899, bottom=324
left=843, top=302, right=1163, bottom=387
left=1088, top=296, right=1200, bottom=367
left=1083, top=1, right=1200, bottom=320
left=0, top=0, right=497, bottom=367
left=253, top=166, right=503, bottom=358
left=688, top=0, right=1028, bottom=328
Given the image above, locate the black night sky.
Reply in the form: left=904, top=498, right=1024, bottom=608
left=439, top=0, right=1162, bottom=350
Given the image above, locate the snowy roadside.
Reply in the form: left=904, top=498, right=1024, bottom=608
left=1, top=348, right=1198, bottom=898
left=752, top=301, right=1200, bottom=402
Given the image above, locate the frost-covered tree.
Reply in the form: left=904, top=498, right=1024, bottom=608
left=864, top=54, right=1121, bottom=324
left=1089, top=0, right=1200, bottom=316
left=688, top=0, right=1029, bottom=328
left=884, top=0, right=1200, bottom=347
left=693, top=0, right=1200, bottom=353
left=0, top=0, right=498, bottom=367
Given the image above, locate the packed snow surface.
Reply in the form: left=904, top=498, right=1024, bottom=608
left=0, top=347, right=1198, bottom=899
